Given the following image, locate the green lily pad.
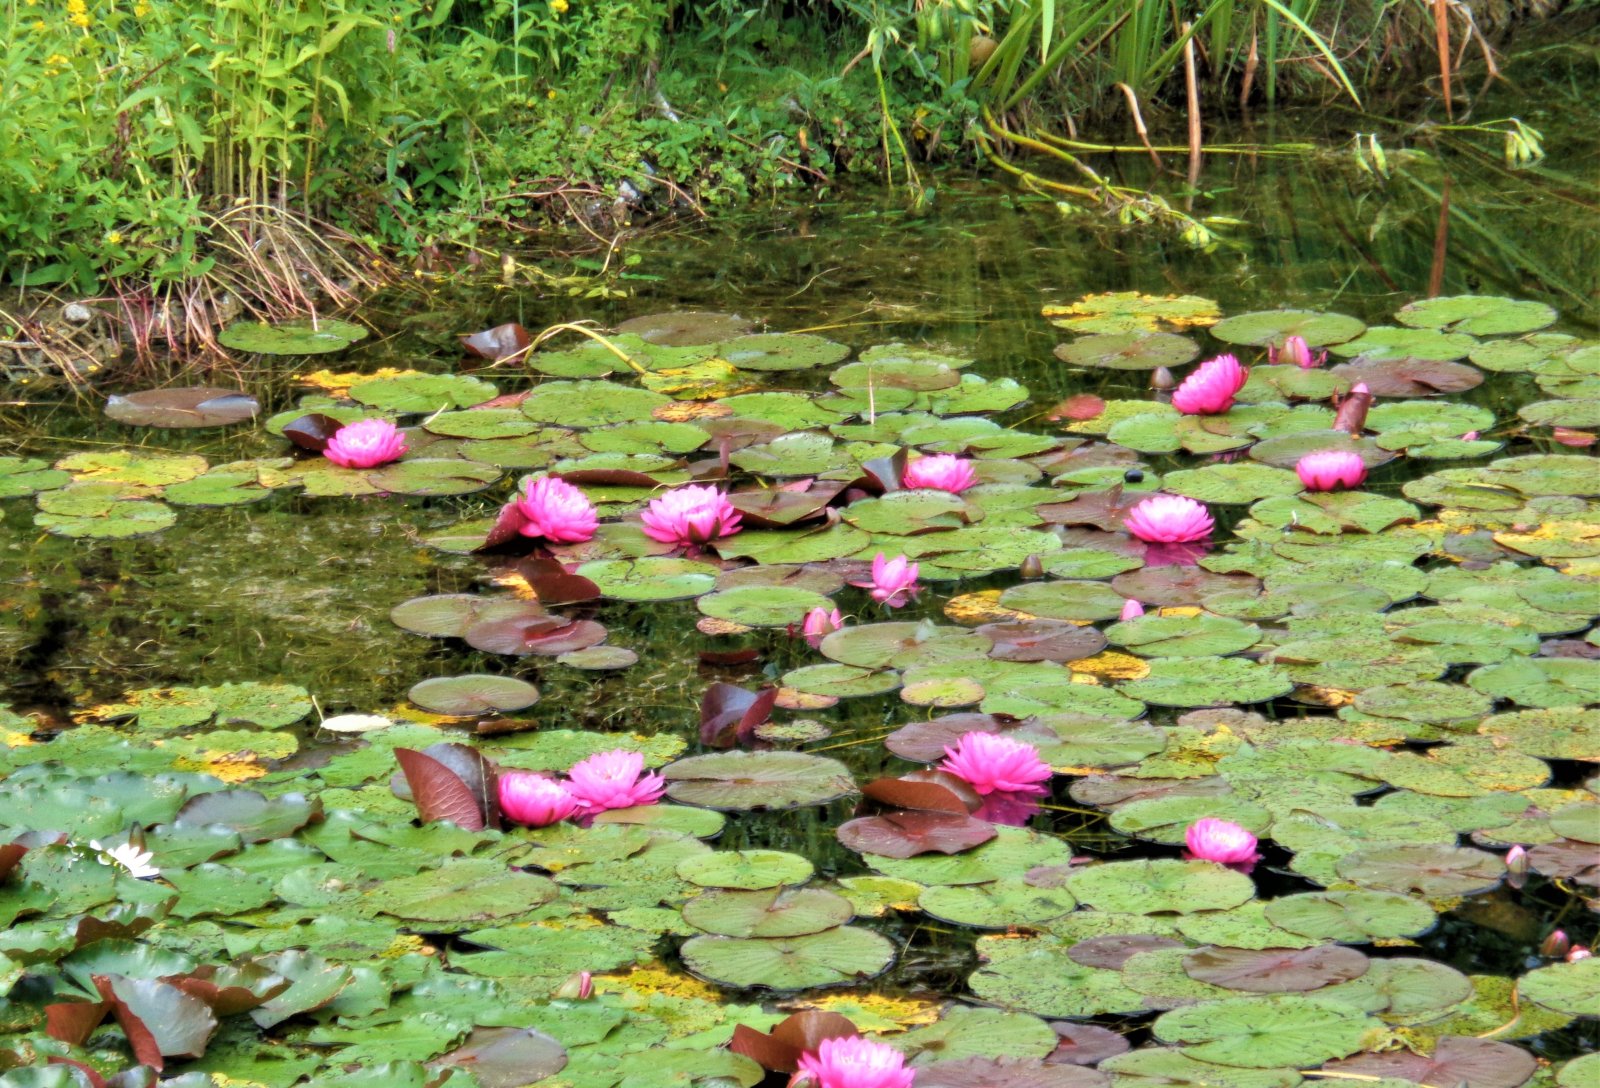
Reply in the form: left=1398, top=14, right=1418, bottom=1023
left=219, top=317, right=368, bottom=354
left=1335, top=844, right=1505, bottom=896
left=680, top=926, right=895, bottom=989
left=0, top=456, right=70, bottom=498
left=1468, top=658, right=1600, bottom=708
left=408, top=675, right=540, bottom=715
left=1054, top=331, right=1200, bottom=370
left=365, top=858, right=557, bottom=921
left=349, top=373, right=498, bottom=413
left=517, top=380, right=671, bottom=427
left=677, top=849, right=814, bottom=890
left=663, top=751, right=856, bottom=811
left=1396, top=295, right=1557, bottom=336
left=1152, top=995, right=1376, bottom=1067
left=968, top=933, right=1150, bottom=1018
left=1262, top=890, right=1437, bottom=942
left=1210, top=310, right=1366, bottom=347
left=697, top=586, right=832, bottom=628
left=718, top=332, right=851, bottom=371
left=1119, top=657, right=1293, bottom=707
left=681, top=886, right=852, bottom=937
left=1043, top=292, right=1221, bottom=334
left=1332, top=326, right=1479, bottom=362
left=1518, top=958, right=1599, bottom=1018
left=1068, top=859, right=1256, bottom=914
left=917, top=879, right=1078, bottom=928
left=1107, top=615, right=1261, bottom=657
left=1164, top=463, right=1302, bottom=504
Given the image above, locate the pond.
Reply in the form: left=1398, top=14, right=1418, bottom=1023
left=0, top=129, right=1597, bottom=1087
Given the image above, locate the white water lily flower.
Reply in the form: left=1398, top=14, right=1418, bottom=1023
left=88, top=840, right=160, bottom=880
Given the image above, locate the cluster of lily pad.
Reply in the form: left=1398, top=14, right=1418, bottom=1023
left=0, top=293, right=1596, bottom=1087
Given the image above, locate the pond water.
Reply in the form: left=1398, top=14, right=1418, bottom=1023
left=1, top=114, right=1597, bottom=1086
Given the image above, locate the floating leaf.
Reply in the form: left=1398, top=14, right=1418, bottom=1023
left=681, top=926, right=895, bottom=989
left=664, top=751, right=855, bottom=811
left=408, top=675, right=539, bottom=715
left=1152, top=995, right=1376, bottom=1067
left=1054, top=332, right=1200, bottom=370
left=219, top=317, right=368, bottom=355
left=105, top=387, right=260, bottom=429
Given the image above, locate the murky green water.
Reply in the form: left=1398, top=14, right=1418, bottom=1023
left=2, top=107, right=1597, bottom=1079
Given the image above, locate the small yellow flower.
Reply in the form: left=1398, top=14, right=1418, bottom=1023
left=106, top=231, right=124, bottom=245
left=549, top=0, right=568, bottom=13
left=67, top=0, right=92, bottom=27
left=547, top=89, right=558, bottom=99
left=45, top=53, right=71, bottom=70
left=135, top=1, right=149, bottom=15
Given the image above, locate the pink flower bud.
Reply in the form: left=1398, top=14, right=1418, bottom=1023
left=1119, top=599, right=1145, bottom=620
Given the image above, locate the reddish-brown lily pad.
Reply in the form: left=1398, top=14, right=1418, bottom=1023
left=1330, top=358, right=1485, bottom=397
left=1182, top=945, right=1370, bottom=993
left=1320, top=1036, right=1535, bottom=1088
left=837, top=811, right=998, bottom=859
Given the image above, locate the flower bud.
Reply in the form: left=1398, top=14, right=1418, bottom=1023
left=1541, top=930, right=1571, bottom=958
left=1568, top=946, right=1592, bottom=962
left=1505, top=844, right=1529, bottom=876
left=554, top=970, right=594, bottom=999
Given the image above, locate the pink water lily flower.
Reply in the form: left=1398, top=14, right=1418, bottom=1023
left=323, top=418, right=408, bottom=468
left=795, top=1036, right=913, bottom=1088
left=640, top=484, right=742, bottom=548
left=855, top=553, right=919, bottom=608
left=1123, top=494, right=1214, bottom=543
left=514, top=475, right=599, bottom=543
left=901, top=453, right=978, bottom=493
left=940, top=731, right=1053, bottom=796
left=1296, top=449, right=1367, bottom=492
left=1269, top=335, right=1326, bottom=369
left=1185, top=818, right=1261, bottom=866
left=799, top=605, right=845, bottom=648
left=1119, top=599, right=1146, bottom=620
left=498, top=772, right=580, bottom=827
left=1171, top=354, right=1248, bottom=415
left=566, top=749, right=665, bottom=812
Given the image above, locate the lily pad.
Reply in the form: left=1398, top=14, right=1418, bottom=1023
left=1152, top=995, right=1376, bottom=1067
left=219, top=317, right=368, bottom=355
left=407, top=675, right=540, bottom=715
left=680, top=926, right=895, bottom=989
left=1067, top=859, right=1256, bottom=914
left=105, top=387, right=260, bottom=429
left=1054, top=332, right=1200, bottom=371
left=1210, top=310, right=1366, bottom=347
left=1396, top=295, right=1557, bottom=336
left=663, top=751, right=856, bottom=811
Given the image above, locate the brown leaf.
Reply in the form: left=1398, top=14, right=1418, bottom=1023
left=460, top=323, right=533, bottom=362
left=396, top=747, right=492, bottom=831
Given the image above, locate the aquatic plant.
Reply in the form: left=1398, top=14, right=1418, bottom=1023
left=512, top=475, right=599, bottom=543
left=1185, top=818, right=1262, bottom=865
left=641, top=484, right=743, bottom=548
left=87, top=839, right=160, bottom=879
left=1119, top=599, right=1146, bottom=620
left=795, top=1035, right=914, bottom=1088
left=498, top=772, right=581, bottom=827
left=857, top=553, right=920, bottom=608
left=322, top=418, right=408, bottom=468
left=1296, top=449, right=1369, bottom=492
left=800, top=606, right=846, bottom=648
left=1122, top=494, right=1214, bottom=543
left=1171, top=354, right=1248, bottom=415
left=1269, top=335, right=1327, bottom=368
left=902, top=453, right=978, bottom=492
left=566, top=748, right=666, bottom=812
left=939, top=732, right=1053, bottom=796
